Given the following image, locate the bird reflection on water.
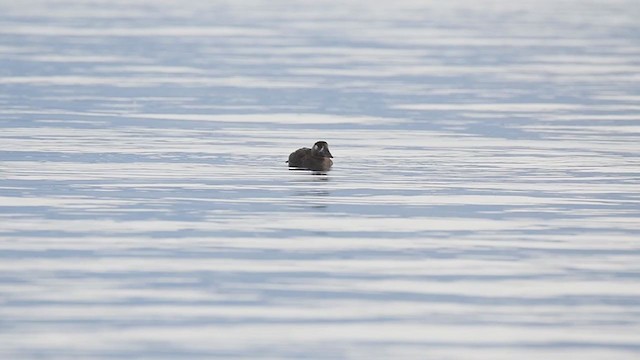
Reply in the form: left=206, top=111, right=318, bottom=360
left=288, top=171, right=331, bottom=210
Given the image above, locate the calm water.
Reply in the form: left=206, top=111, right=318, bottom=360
left=1, top=0, right=640, bottom=358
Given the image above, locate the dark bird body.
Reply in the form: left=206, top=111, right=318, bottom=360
left=288, top=141, right=333, bottom=171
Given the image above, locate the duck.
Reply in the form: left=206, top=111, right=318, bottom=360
left=287, top=141, right=333, bottom=171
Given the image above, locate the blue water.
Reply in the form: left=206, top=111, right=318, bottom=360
left=1, top=0, right=640, bottom=358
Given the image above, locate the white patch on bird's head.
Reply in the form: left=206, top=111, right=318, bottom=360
left=311, top=141, right=332, bottom=158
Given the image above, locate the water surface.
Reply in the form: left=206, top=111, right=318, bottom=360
left=1, top=0, right=640, bottom=358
